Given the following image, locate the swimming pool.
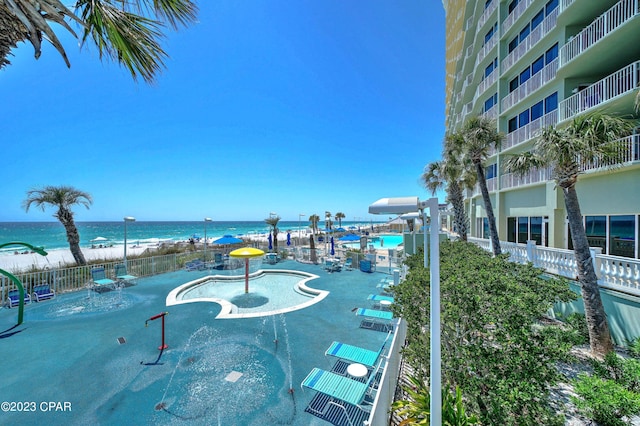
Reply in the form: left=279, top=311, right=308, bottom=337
left=166, top=269, right=327, bottom=318
left=342, top=234, right=404, bottom=250
left=0, top=261, right=391, bottom=425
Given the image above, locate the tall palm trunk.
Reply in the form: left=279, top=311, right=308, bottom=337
left=309, top=235, right=317, bottom=264
left=563, top=184, right=613, bottom=356
left=474, top=161, right=501, bottom=255
left=57, top=207, right=87, bottom=266
left=448, top=181, right=468, bottom=241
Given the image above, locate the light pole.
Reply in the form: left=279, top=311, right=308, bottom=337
left=123, top=216, right=135, bottom=266
left=369, top=196, right=441, bottom=425
left=298, top=213, right=306, bottom=245
left=204, top=217, right=212, bottom=262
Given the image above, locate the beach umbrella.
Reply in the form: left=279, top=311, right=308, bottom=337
left=229, top=247, right=265, bottom=293
left=339, top=233, right=360, bottom=242
left=330, top=237, right=335, bottom=256
left=336, top=227, right=346, bottom=233
left=268, top=233, right=273, bottom=250
left=213, top=235, right=243, bottom=245
left=286, top=232, right=291, bottom=246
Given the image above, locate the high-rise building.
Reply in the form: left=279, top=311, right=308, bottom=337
left=443, top=0, right=640, bottom=258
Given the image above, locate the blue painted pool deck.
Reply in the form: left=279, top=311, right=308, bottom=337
left=0, top=260, right=392, bottom=426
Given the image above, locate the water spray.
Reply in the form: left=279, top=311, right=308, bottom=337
left=146, top=312, right=169, bottom=350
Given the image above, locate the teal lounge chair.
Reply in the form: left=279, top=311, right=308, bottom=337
left=91, top=267, right=117, bottom=291
left=301, top=357, right=384, bottom=408
left=32, top=284, right=55, bottom=302
left=355, top=308, right=393, bottom=321
left=325, top=331, right=391, bottom=368
left=115, top=264, right=137, bottom=286
left=367, top=294, right=394, bottom=303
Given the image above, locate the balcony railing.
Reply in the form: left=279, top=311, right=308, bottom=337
left=504, top=110, right=559, bottom=151
left=559, top=61, right=640, bottom=121
left=502, top=8, right=558, bottom=73
left=477, top=0, right=498, bottom=33
left=502, top=0, right=535, bottom=35
left=581, top=134, right=640, bottom=172
left=502, top=58, right=559, bottom=111
left=560, top=0, right=640, bottom=66
left=475, top=70, right=498, bottom=101
left=501, top=167, right=552, bottom=190
left=482, top=104, right=498, bottom=120
left=472, top=176, right=497, bottom=197
left=477, top=35, right=498, bottom=65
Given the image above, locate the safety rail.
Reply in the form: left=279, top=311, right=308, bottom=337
left=469, top=237, right=640, bottom=296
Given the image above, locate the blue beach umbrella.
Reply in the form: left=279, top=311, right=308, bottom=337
left=339, top=233, right=360, bottom=242
left=286, top=232, right=291, bottom=246
left=336, top=227, right=346, bottom=233
left=330, top=237, right=335, bottom=256
left=268, top=233, right=273, bottom=250
left=213, top=235, right=243, bottom=245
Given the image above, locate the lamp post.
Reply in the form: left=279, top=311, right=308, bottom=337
left=204, top=217, right=212, bottom=262
left=369, top=196, right=441, bottom=425
left=298, top=213, right=305, bottom=245
left=123, top=216, right=135, bottom=266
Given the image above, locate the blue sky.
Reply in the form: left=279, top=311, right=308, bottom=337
left=1, top=0, right=445, bottom=222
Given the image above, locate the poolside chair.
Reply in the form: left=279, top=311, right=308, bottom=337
left=356, top=308, right=394, bottom=332
left=301, top=357, right=384, bottom=410
left=32, top=284, right=56, bottom=302
left=90, top=267, right=117, bottom=292
left=323, top=258, right=341, bottom=273
left=7, top=290, right=31, bottom=308
left=325, top=331, right=391, bottom=368
left=343, top=258, right=353, bottom=271
left=115, top=264, right=137, bottom=286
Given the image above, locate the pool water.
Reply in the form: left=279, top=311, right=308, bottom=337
left=342, top=234, right=404, bottom=250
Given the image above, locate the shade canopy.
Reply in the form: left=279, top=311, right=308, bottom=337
left=91, top=237, right=108, bottom=242
left=368, top=196, right=419, bottom=214
left=229, top=247, right=265, bottom=258
left=339, top=234, right=360, bottom=242
left=213, top=235, right=243, bottom=245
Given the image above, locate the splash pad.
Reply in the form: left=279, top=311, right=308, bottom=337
left=166, top=269, right=326, bottom=318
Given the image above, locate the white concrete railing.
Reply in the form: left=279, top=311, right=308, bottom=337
left=502, top=7, right=558, bottom=74
left=502, top=0, right=535, bottom=35
left=468, top=237, right=640, bottom=296
left=504, top=109, right=559, bottom=151
left=502, top=58, right=558, bottom=111
left=475, top=69, right=498, bottom=102
left=477, top=0, right=498, bottom=33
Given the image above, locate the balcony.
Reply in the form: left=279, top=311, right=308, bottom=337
left=559, top=61, right=640, bottom=122
left=559, top=0, right=640, bottom=67
left=581, top=134, right=640, bottom=173
left=501, top=8, right=558, bottom=74
left=477, top=34, right=498, bottom=65
left=502, top=58, right=558, bottom=111
left=502, top=0, right=535, bottom=35
left=471, top=177, right=498, bottom=197
left=503, top=110, right=559, bottom=151
left=482, top=104, right=498, bottom=121
left=475, top=70, right=498, bottom=102
left=477, top=0, right=498, bottom=33
left=501, top=167, right=551, bottom=190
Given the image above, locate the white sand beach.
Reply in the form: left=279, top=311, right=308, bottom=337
left=0, top=245, right=149, bottom=273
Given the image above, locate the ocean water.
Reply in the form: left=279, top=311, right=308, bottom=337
left=0, top=221, right=376, bottom=254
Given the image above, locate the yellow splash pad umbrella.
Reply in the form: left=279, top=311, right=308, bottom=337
left=229, top=247, right=265, bottom=293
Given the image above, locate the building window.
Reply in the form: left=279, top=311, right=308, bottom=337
left=520, top=67, right=531, bottom=84
left=545, top=43, right=558, bottom=64
left=585, top=216, right=607, bottom=252
left=508, top=217, right=517, bottom=242
left=610, top=215, right=635, bottom=258
left=518, top=217, right=529, bottom=243
left=531, top=100, right=544, bottom=121
left=509, top=37, right=518, bottom=53
left=532, top=55, right=544, bottom=75
left=486, top=163, right=497, bottom=179
left=519, top=24, right=530, bottom=42
left=508, top=117, right=518, bottom=133
left=508, top=0, right=519, bottom=14
left=532, top=10, right=544, bottom=30
left=546, top=0, right=559, bottom=15
left=519, top=109, right=530, bottom=127
left=509, top=77, right=519, bottom=93
left=545, top=92, right=558, bottom=112
left=485, top=0, right=494, bottom=9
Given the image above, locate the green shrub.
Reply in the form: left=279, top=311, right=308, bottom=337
left=627, top=337, right=640, bottom=359
left=572, top=373, right=640, bottom=426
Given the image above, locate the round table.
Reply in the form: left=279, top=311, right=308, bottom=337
left=346, top=363, right=368, bottom=378
left=380, top=300, right=392, bottom=307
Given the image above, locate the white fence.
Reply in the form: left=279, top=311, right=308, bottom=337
left=469, top=237, right=640, bottom=296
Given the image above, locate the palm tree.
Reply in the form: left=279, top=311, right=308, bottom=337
left=0, top=0, right=198, bottom=83
left=309, top=214, right=320, bottom=235
left=335, top=212, right=346, bottom=228
left=324, top=211, right=333, bottom=231
left=422, top=133, right=475, bottom=241
left=23, top=185, right=92, bottom=266
left=505, top=112, right=634, bottom=357
left=462, top=115, right=504, bottom=255
left=265, top=215, right=280, bottom=253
